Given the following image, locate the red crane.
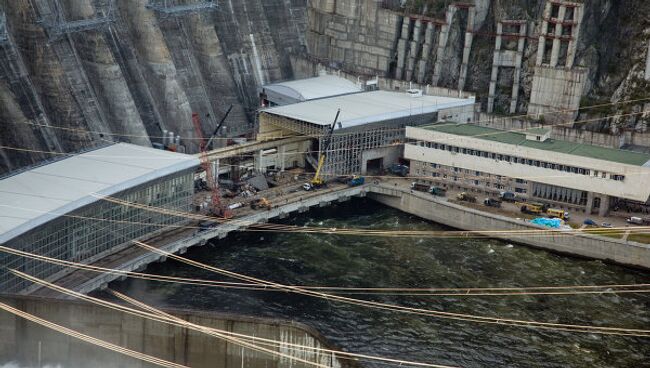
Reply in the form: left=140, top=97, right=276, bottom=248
left=192, top=112, right=232, bottom=219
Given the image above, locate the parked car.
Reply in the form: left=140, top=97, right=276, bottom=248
left=627, top=216, right=644, bottom=225
left=583, top=219, right=597, bottom=226
left=484, top=198, right=502, bottom=208
left=601, top=222, right=613, bottom=228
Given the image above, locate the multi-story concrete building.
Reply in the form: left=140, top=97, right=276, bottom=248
left=0, top=144, right=199, bottom=293
left=258, top=89, right=476, bottom=176
left=405, top=124, right=650, bottom=216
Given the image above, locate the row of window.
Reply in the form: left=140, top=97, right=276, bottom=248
left=409, top=141, right=626, bottom=182
left=0, top=172, right=195, bottom=293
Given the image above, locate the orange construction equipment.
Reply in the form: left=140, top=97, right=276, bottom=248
left=192, top=112, right=232, bottom=219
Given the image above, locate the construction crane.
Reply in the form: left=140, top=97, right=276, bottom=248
left=205, top=104, right=233, bottom=150
left=192, top=112, right=231, bottom=218
left=303, top=109, right=341, bottom=191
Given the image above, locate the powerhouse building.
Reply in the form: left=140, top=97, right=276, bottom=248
left=258, top=90, right=476, bottom=176
left=259, top=74, right=363, bottom=107
left=405, top=124, right=650, bottom=216
left=0, top=144, right=199, bottom=293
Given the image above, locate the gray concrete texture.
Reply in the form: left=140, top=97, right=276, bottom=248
left=0, top=295, right=347, bottom=368
left=369, top=184, right=650, bottom=270
left=0, top=0, right=307, bottom=173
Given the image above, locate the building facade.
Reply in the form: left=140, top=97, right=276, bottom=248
left=259, top=90, right=476, bottom=176
left=0, top=144, right=199, bottom=293
left=405, top=124, right=650, bottom=216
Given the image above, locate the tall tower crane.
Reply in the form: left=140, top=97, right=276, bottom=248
left=192, top=112, right=232, bottom=218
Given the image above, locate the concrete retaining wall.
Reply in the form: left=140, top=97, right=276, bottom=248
left=368, top=185, right=650, bottom=269
left=0, top=295, right=348, bottom=368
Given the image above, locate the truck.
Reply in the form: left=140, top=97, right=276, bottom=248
left=430, top=186, right=447, bottom=196
left=484, top=198, right=502, bottom=208
left=250, top=198, right=272, bottom=210
left=348, top=175, right=365, bottom=187
left=546, top=208, right=570, bottom=220
left=627, top=216, right=644, bottom=225
left=517, top=201, right=548, bottom=215
left=499, top=191, right=516, bottom=202
left=411, top=182, right=431, bottom=192
left=457, top=192, right=477, bottom=203
left=389, top=164, right=409, bottom=177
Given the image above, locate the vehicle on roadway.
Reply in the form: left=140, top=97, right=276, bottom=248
left=457, top=192, right=477, bottom=203
left=430, top=186, right=446, bottom=196
left=547, top=208, right=570, bottom=220
left=348, top=175, right=365, bottom=187
left=499, top=191, right=517, bottom=202
left=411, top=182, right=431, bottom=192
left=251, top=197, right=272, bottom=210
left=517, top=201, right=548, bottom=215
left=389, top=164, right=409, bottom=177
left=484, top=198, right=502, bottom=208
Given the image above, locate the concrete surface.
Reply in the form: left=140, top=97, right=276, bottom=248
left=0, top=294, right=348, bottom=368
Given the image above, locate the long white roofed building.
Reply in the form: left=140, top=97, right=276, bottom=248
left=259, top=74, right=363, bottom=107
left=0, top=143, right=199, bottom=293
left=405, top=123, right=650, bottom=216
left=258, top=89, right=476, bottom=175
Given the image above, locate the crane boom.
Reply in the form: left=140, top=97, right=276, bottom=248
left=311, top=109, right=341, bottom=187
left=205, top=104, right=234, bottom=150
left=192, top=112, right=231, bottom=218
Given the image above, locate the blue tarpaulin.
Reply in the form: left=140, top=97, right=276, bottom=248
left=530, top=218, right=563, bottom=228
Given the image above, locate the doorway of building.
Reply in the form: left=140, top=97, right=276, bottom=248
left=366, top=158, right=384, bottom=174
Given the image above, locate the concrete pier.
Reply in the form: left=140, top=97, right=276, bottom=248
left=0, top=295, right=348, bottom=368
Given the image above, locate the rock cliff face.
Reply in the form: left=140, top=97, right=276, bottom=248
left=0, top=0, right=306, bottom=173
left=305, top=0, right=649, bottom=127
left=0, top=0, right=648, bottom=174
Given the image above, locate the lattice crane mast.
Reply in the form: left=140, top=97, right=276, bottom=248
left=192, top=112, right=231, bottom=218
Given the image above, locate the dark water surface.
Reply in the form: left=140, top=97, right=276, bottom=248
left=108, top=199, right=650, bottom=367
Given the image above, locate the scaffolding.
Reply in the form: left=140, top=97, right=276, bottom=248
left=145, top=0, right=218, bottom=18
left=37, top=0, right=115, bottom=42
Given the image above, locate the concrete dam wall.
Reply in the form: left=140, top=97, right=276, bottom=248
left=368, top=185, right=650, bottom=270
left=0, top=0, right=307, bottom=173
left=0, top=295, right=348, bottom=368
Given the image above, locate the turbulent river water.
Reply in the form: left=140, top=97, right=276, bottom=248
left=109, top=199, right=650, bottom=368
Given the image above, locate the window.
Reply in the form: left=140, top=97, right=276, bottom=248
left=515, top=188, right=527, bottom=194
left=475, top=171, right=481, bottom=176
left=474, top=180, right=479, bottom=186
left=613, top=175, right=625, bottom=181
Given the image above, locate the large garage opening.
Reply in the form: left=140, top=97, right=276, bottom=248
left=366, top=158, right=384, bottom=174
